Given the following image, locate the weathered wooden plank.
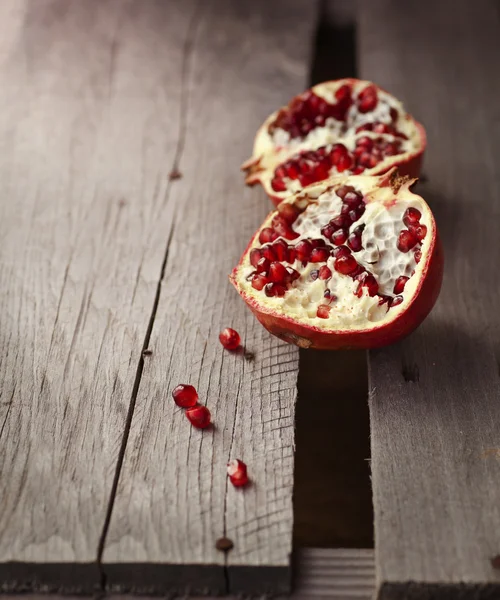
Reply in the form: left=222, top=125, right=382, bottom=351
left=102, top=0, right=319, bottom=595
left=0, top=0, right=192, bottom=592
left=358, top=1, right=500, bottom=598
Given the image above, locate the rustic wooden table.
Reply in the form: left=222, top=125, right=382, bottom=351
left=1, top=1, right=499, bottom=599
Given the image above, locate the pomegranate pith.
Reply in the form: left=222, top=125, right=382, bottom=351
left=230, top=169, right=443, bottom=350
left=227, top=459, right=249, bottom=487
left=172, top=384, right=198, bottom=408
left=219, top=327, right=241, bottom=350
left=186, top=405, right=211, bottom=429
left=242, top=78, right=426, bottom=205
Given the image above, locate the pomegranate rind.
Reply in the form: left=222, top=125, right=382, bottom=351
left=242, top=78, right=427, bottom=206
left=230, top=171, right=443, bottom=351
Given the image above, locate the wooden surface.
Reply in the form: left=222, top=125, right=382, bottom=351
left=0, top=0, right=318, bottom=595
left=359, top=1, right=500, bottom=598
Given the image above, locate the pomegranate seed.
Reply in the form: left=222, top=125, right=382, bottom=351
left=316, top=304, right=331, bottom=319
left=393, top=276, right=409, bottom=294
left=412, top=224, right=427, bottom=241
left=336, top=153, right=353, bottom=173
left=172, top=384, right=198, bottom=408
left=252, top=273, right=269, bottom=290
left=357, top=136, right=373, bottom=150
left=272, top=215, right=299, bottom=240
left=287, top=246, right=296, bottom=263
left=287, top=267, right=300, bottom=281
left=324, top=290, right=337, bottom=302
left=348, top=225, right=365, bottom=252
left=403, top=207, right=421, bottom=226
left=259, top=227, right=277, bottom=244
left=392, top=295, right=404, bottom=307
left=249, top=248, right=262, bottom=267
left=397, top=230, right=418, bottom=253
left=295, top=239, right=313, bottom=262
left=332, top=228, right=348, bottom=245
left=273, top=239, right=288, bottom=261
left=390, top=107, right=398, bottom=121
left=271, top=176, right=287, bottom=192
left=278, top=202, right=300, bottom=223
left=265, top=283, right=286, bottom=297
left=352, top=166, right=365, bottom=174
left=275, top=165, right=287, bottom=178
left=334, top=254, right=358, bottom=275
left=286, top=161, right=300, bottom=179
left=357, top=84, right=378, bottom=113
left=227, top=459, right=249, bottom=487
left=332, top=245, right=352, bottom=258
left=269, top=261, right=288, bottom=283
left=310, top=269, right=319, bottom=280
left=186, top=405, right=211, bottom=429
left=319, top=265, right=332, bottom=280
left=256, top=257, right=270, bottom=273
left=312, top=162, right=331, bottom=182
left=335, top=84, right=352, bottom=102
left=330, top=215, right=347, bottom=230
left=219, top=328, right=241, bottom=350
left=355, top=273, right=378, bottom=297
left=321, top=224, right=335, bottom=240
left=310, top=247, right=330, bottom=262
left=298, top=172, right=315, bottom=187
left=261, top=244, right=277, bottom=261
left=343, top=191, right=363, bottom=207
left=330, top=143, right=349, bottom=165
left=336, top=185, right=355, bottom=199
left=310, top=237, right=327, bottom=248
left=414, top=249, right=422, bottom=263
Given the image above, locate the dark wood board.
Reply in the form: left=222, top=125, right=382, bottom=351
left=358, top=0, right=500, bottom=598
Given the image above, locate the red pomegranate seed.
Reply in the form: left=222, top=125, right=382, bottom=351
left=271, top=176, right=287, bottom=192
left=272, top=215, right=299, bottom=240
left=355, top=273, right=378, bottom=297
left=227, top=459, right=249, bottom=487
left=252, top=273, right=269, bottom=291
left=336, top=153, right=353, bottom=173
left=312, top=162, right=331, bottom=182
left=414, top=249, right=422, bottom=263
left=356, top=135, right=373, bottom=149
left=310, top=270, right=319, bottom=281
left=319, top=265, right=332, bottom=280
left=219, top=328, right=241, bottom=350
left=186, top=405, right=211, bottom=429
left=403, top=207, right=421, bottom=226
left=261, top=244, right=277, bottom=261
left=330, top=143, right=349, bottom=165
left=393, top=275, right=409, bottom=294
left=332, top=245, right=352, bottom=258
left=334, top=254, right=358, bottom=275
left=275, top=165, right=287, bottom=179
left=295, top=239, right=313, bottom=262
left=259, top=227, right=277, bottom=244
left=310, top=237, right=327, bottom=248
left=287, top=267, right=300, bottom=281
left=412, top=224, right=427, bottom=241
left=269, top=261, right=288, bottom=283
left=348, top=225, right=365, bottom=252
left=287, top=246, right=296, bottom=263
left=249, top=248, right=262, bottom=267
left=298, top=172, right=315, bottom=187
left=336, top=185, right=355, bottom=199
left=343, top=191, right=363, bottom=207
left=391, top=295, right=404, bottom=307
left=324, top=290, right=337, bottom=302
left=330, top=215, right=348, bottom=230
left=397, top=230, right=418, bottom=253
left=357, top=84, right=378, bottom=113
left=273, top=239, right=288, bottom=261
left=332, top=228, right=348, bottom=245
left=316, top=304, right=331, bottom=319
left=265, top=283, right=286, bottom=297
left=352, top=166, right=365, bottom=174
left=310, top=247, right=330, bottom=262
left=172, top=384, right=198, bottom=408
left=335, top=84, right=352, bottom=102
left=256, top=257, right=270, bottom=273
left=390, top=107, right=398, bottom=121
left=278, top=202, right=300, bottom=223
left=321, top=224, right=335, bottom=240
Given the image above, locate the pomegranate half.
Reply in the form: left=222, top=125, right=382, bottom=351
left=242, top=78, right=426, bottom=205
left=230, top=170, right=443, bottom=350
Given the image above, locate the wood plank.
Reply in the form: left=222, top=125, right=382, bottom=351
left=101, top=0, right=319, bottom=595
left=358, top=1, right=500, bottom=598
left=0, top=0, right=192, bottom=592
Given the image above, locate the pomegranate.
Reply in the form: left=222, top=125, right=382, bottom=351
left=219, top=327, right=241, bottom=350
left=186, top=405, right=211, bottom=429
left=227, top=459, right=249, bottom=487
left=230, top=169, right=443, bottom=350
left=241, top=79, right=426, bottom=205
left=172, top=384, right=198, bottom=408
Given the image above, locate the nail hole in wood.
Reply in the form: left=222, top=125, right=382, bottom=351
left=169, top=168, right=182, bottom=181
left=215, top=537, right=234, bottom=552
left=142, top=349, right=153, bottom=356
left=491, top=555, right=500, bottom=569
left=402, top=361, right=419, bottom=383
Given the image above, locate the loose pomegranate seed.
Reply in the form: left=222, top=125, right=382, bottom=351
left=273, top=239, right=288, bottom=261
left=219, top=328, right=241, bottom=350
left=357, top=84, right=378, bottom=113
left=310, top=247, right=330, bottom=262
left=316, top=304, right=331, bottom=319
left=227, top=459, right=249, bottom=487
left=249, top=248, right=262, bottom=267
left=414, top=249, right=422, bottom=263
left=269, top=261, right=288, bottom=283
left=271, top=176, right=287, bottom=192
left=256, top=257, right=270, bottom=273
left=319, top=265, right=332, bottom=280
left=252, top=273, right=269, bottom=291
left=295, top=239, right=313, bottom=262
left=332, top=228, right=348, bottom=245
left=393, top=275, right=409, bottom=294
left=403, top=207, right=421, bottom=226
left=334, top=254, right=358, bottom=275
left=397, top=230, right=418, bottom=253
left=261, top=244, right=277, bottom=261
left=391, top=295, right=404, bottom=307
left=186, top=405, right=211, bottom=429
left=259, top=228, right=277, bottom=244
left=172, top=384, right=198, bottom=408
left=278, top=202, right=300, bottom=223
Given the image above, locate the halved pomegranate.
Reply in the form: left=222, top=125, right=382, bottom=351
left=230, top=170, right=443, bottom=350
left=242, top=79, right=426, bottom=205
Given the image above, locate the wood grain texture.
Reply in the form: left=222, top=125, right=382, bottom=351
left=0, top=0, right=196, bottom=592
left=358, top=1, right=500, bottom=598
left=101, top=0, right=319, bottom=596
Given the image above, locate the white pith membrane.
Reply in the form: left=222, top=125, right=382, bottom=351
left=245, top=79, right=423, bottom=199
left=234, top=173, right=433, bottom=331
